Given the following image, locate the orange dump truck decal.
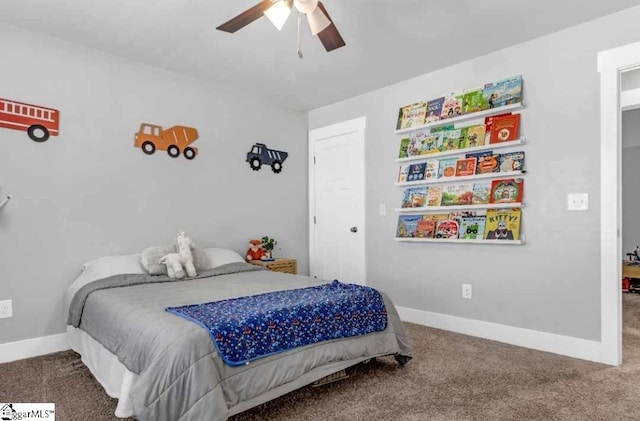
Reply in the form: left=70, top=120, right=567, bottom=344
left=134, top=123, right=199, bottom=160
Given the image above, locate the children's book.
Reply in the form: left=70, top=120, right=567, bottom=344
left=455, top=157, right=477, bottom=177
left=407, top=130, right=428, bottom=156
left=482, top=76, right=523, bottom=109
left=462, top=88, right=488, bottom=114
left=424, top=159, right=440, bottom=180
left=484, top=208, right=521, bottom=240
left=464, top=125, right=486, bottom=149
left=440, top=183, right=474, bottom=206
left=440, top=129, right=462, bottom=152
left=396, top=215, right=423, bottom=238
left=426, top=185, right=444, bottom=206
left=435, top=219, right=460, bottom=239
left=398, top=138, right=410, bottom=159
left=457, top=127, right=469, bottom=149
left=471, top=181, right=491, bottom=205
left=396, top=102, right=427, bottom=130
left=415, top=218, right=437, bottom=238
left=401, top=187, right=428, bottom=208
left=425, top=97, right=445, bottom=124
left=438, top=157, right=458, bottom=179
left=466, top=150, right=499, bottom=174
left=460, top=216, right=487, bottom=240
left=440, top=91, right=464, bottom=120
left=420, top=132, right=443, bottom=154
left=498, top=151, right=525, bottom=172
left=407, top=163, right=427, bottom=182
left=417, top=214, right=448, bottom=237
left=489, top=178, right=524, bottom=204
left=447, top=210, right=479, bottom=226
left=489, top=113, right=520, bottom=144
left=398, top=164, right=410, bottom=183
left=484, top=113, right=512, bottom=144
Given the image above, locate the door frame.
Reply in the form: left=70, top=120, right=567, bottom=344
left=308, top=116, right=366, bottom=281
left=598, top=40, right=640, bottom=366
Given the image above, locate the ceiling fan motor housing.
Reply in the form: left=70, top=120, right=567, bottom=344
left=293, top=0, right=319, bottom=14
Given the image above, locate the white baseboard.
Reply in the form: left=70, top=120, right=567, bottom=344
left=397, top=306, right=606, bottom=364
left=0, top=310, right=606, bottom=365
left=0, top=333, right=70, bottom=364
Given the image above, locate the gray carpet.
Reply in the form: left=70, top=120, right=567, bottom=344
left=4, top=294, right=640, bottom=420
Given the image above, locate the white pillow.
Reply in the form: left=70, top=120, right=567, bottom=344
left=67, top=254, right=146, bottom=311
left=203, top=248, right=245, bottom=269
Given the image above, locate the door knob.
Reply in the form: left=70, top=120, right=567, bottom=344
left=350, top=226, right=358, bottom=233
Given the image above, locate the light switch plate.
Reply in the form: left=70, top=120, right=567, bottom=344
left=568, top=193, right=589, bottom=211
left=379, top=203, right=386, bottom=216
left=0, top=300, right=12, bottom=319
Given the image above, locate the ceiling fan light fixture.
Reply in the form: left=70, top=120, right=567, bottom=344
left=307, top=5, right=331, bottom=35
left=264, top=0, right=292, bottom=31
left=293, top=0, right=318, bottom=14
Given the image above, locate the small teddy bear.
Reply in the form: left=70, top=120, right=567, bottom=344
left=245, top=239, right=265, bottom=261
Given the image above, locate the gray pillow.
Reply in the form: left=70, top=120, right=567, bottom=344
left=141, top=244, right=210, bottom=275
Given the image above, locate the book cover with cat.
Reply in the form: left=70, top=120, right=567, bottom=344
left=484, top=208, right=521, bottom=240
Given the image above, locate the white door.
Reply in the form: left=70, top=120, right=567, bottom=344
left=309, top=117, right=366, bottom=285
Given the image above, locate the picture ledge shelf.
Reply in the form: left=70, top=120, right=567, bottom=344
left=396, top=170, right=526, bottom=187
left=395, top=102, right=524, bottom=135
left=395, top=137, right=526, bottom=163
left=395, top=237, right=525, bottom=245
left=395, top=202, right=523, bottom=213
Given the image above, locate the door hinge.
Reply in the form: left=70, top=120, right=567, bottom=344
left=314, top=216, right=316, bottom=224
left=313, top=156, right=316, bottom=164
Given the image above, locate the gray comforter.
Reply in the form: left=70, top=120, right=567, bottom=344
left=68, top=262, right=412, bottom=421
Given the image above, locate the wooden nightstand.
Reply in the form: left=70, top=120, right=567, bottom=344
left=248, top=258, right=297, bottom=274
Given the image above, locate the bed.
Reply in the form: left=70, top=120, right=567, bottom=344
left=65, top=248, right=412, bottom=421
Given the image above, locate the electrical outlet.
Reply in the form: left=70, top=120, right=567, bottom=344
left=567, top=193, right=589, bottom=211
left=462, top=284, right=472, bottom=300
left=0, top=300, right=12, bottom=318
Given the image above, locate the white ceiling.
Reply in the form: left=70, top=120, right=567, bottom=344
left=2, top=0, right=640, bottom=111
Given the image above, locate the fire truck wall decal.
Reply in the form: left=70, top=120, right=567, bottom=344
left=0, top=98, right=60, bottom=142
left=246, top=143, right=289, bottom=174
left=134, top=123, right=199, bottom=160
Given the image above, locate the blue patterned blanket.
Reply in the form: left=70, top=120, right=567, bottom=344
left=166, top=280, right=388, bottom=366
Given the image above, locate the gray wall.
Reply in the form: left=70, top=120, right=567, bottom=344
left=622, top=110, right=640, bottom=258
left=309, top=7, right=640, bottom=342
left=0, top=23, right=308, bottom=344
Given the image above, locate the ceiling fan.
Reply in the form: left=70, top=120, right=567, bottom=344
left=216, top=0, right=345, bottom=58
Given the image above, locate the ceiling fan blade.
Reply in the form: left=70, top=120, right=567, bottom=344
left=316, top=2, right=346, bottom=52
left=216, top=0, right=272, bottom=33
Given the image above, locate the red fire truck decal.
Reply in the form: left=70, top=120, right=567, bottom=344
left=0, top=98, right=60, bottom=142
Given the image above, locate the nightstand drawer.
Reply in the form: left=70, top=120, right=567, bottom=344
left=249, top=258, right=297, bottom=274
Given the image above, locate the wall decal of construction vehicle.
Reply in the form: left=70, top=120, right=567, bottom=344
left=134, top=123, right=199, bottom=160
left=246, top=143, right=288, bottom=174
left=0, top=97, right=60, bottom=142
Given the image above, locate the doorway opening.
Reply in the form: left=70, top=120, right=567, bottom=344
left=598, top=41, right=640, bottom=366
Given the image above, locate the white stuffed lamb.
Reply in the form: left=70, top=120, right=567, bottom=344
left=159, top=231, right=197, bottom=279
